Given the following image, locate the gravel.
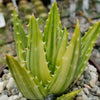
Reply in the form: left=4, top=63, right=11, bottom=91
left=0, top=63, right=99, bottom=100
left=74, top=63, right=100, bottom=100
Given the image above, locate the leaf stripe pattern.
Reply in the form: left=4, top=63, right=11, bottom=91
left=48, top=21, right=81, bottom=95
left=6, top=2, right=100, bottom=100
left=6, top=55, right=47, bottom=99
left=26, top=16, right=51, bottom=84
left=14, top=10, right=27, bottom=64
left=43, top=2, right=62, bottom=73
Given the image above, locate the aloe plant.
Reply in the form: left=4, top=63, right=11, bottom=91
left=6, top=2, right=100, bottom=100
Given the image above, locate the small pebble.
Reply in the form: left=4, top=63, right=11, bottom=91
left=2, top=74, right=9, bottom=80
left=8, top=95, right=20, bottom=100
left=88, top=96, right=99, bottom=100
left=90, top=72, right=98, bottom=83
left=81, top=91, right=88, bottom=100
left=45, top=94, right=54, bottom=100
left=96, top=89, right=100, bottom=96
left=3, top=69, right=9, bottom=74
left=84, top=71, right=91, bottom=80
left=96, top=81, right=100, bottom=87
left=2, top=90, right=11, bottom=96
left=18, top=92, right=23, bottom=98
left=83, top=84, right=91, bottom=90
left=91, top=86, right=98, bottom=93
left=6, top=78, right=15, bottom=90
left=11, top=88, right=19, bottom=95
left=76, top=96, right=83, bottom=100
left=0, top=81, right=7, bottom=93
left=21, top=98, right=27, bottom=100
left=0, top=62, right=99, bottom=100
left=83, top=88, right=89, bottom=95
left=0, top=95, right=8, bottom=100
left=88, top=65, right=97, bottom=72
left=90, top=79, right=95, bottom=87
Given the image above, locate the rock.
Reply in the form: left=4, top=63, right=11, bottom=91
left=83, top=88, right=89, bottom=95
left=0, top=83, right=4, bottom=93
left=0, top=78, right=2, bottom=82
left=83, top=84, right=91, bottom=90
left=8, top=96, right=13, bottom=100
left=2, top=90, right=11, bottom=96
left=0, top=81, right=8, bottom=93
left=78, top=86, right=81, bottom=89
left=8, top=95, right=20, bottom=100
left=96, top=81, right=100, bottom=87
left=79, top=17, right=86, bottom=24
left=77, top=91, right=83, bottom=96
left=91, top=86, right=98, bottom=93
left=73, top=87, right=79, bottom=91
left=84, top=79, right=90, bottom=85
left=96, top=52, right=100, bottom=58
left=84, top=71, right=91, bottom=80
left=76, top=96, right=83, bottom=100
left=18, top=92, right=23, bottom=98
left=88, top=96, right=99, bottom=100
left=6, top=78, right=15, bottom=90
left=78, top=75, right=84, bottom=81
left=96, top=89, right=100, bottom=96
left=89, top=72, right=98, bottom=87
left=2, top=74, right=9, bottom=80
left=72, top=64, right=99, bottom=99
left=80, top=23, right=90, bottom=33
left=12, top=95, right=19, bottom=100
left=45, top=94, right=54, bottom=100
left=88, top=65, right=97, bottom=72
left=7, top=73, right=12, bottom=79
left=61, top=18, right=71, bottom=28
left=90, top=79, right=95, bottom=87
left=0, top=95, right=8, bottom=100
left=11, top=88, right=19, bottom=95
left=3, top=69, right=9, bottom=74
left=87, top=94, right=94, bottom=98
left=77, top=91, right=88, bottom=100
left=82, top=91, right=88, bottom=100
left=21, top=98, right=27, bottom=100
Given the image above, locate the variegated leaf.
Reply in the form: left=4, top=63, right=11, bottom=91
left=56, top=89, right=82, bottom=100
left=14, top=10, right=27, bottom=64
left=6, top=55, right=47, bottom=99
left=48, top=21, right=81, bottom=95
left=56, top=27, right=68, bottom=67
left=43, top=2, right=62, bottom=73
left=26, top=16, right=51, bottom=84
left=74, top=22, right=100, bottom=83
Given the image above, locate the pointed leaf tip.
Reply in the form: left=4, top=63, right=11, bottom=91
left=56, top=89, right=82, bottom=100
left=52, top=1, right=57, bottom=9
left=26, top=13, right=51, bottom=84
left=6, top=55, right=47, bottom=99
left=6, top=55, right=12, bottom=60
left=77, top=19, right=79, bottom=24
left=53, top=1, right=57, bottom=5
left=30, top=15, right=35, bottom=19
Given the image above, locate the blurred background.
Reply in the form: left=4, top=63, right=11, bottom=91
left=0, top=0, right=100, bottom=72
left=0, top=0, right=100, bottom=100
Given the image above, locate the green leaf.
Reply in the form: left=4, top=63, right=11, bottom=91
left=74, top=22, right=100, bottom=83
left=43, top=2, right=62, bottom=73
left=56, top=89, right=82, bottom=100
left=48, top=21, right=81, bottom=95
left=6, top=55, right=47, bottom=99
left=14, top=10, right=27, bottom=64
left=26, top=15, right=51, bottom=84
left=56, top=27, right=68, bottom=67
